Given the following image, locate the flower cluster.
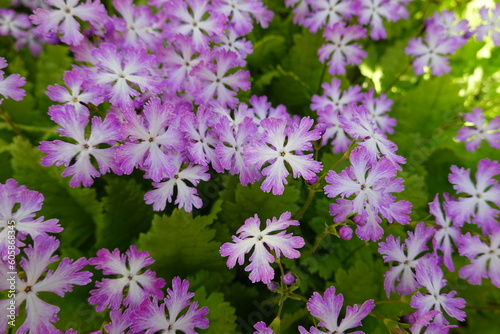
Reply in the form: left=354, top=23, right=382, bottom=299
left=0, top=179, right=210, bottom=333
left=324, top=141, right=410, bottom=241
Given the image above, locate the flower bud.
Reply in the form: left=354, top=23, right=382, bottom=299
left=267, top=281, right=277, bottom=291
left=306, top=174, right=318, bottom=185
left=339, top=226, right=353, bottom=240
left=283, top=273, right=296, bottom=285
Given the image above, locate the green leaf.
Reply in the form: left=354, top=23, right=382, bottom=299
left=194, top=286, right=237, bottom=334
left=94, top=177, right=154, bottom=251
left=217, top=179, right=301, bottom=239
left=334, top=259, right=384, bottom=305
left=137, top=204, right=228, bottom=282
left=35, top=44, right=72, bottom=113
left=248, top=34, right=286, bottom=70
left=10, top=136, right=102, bottom=253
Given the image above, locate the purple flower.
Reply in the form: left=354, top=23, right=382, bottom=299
left=405, top=25, right=461, bottom=76
left=212, top=26, right=254, bottom=66
left=0, top=179, right=62, bottom=259
left=245, top=117, right=322, bottom=195
left=0, top=57, right=26, bottom=103
left=180, top=105, right=224, bottom=172
left=458, top=230, right=500, bottom=288
left=340, top=104, right=405, bottom=169
left=455, top=108, right=500, bottom=153
left=249, top=95, right=290, bottom=127
left=144, top=151, right=210, bottom=212
left=447, top=159, right=500, bottom=233
left=0, top=235, right=91, bottom=334
left=213, top=0, right=274, bottom=35
left=220, top=212, right=305, bottom=283
left=311, top=79, right=362, bottom=153
left=411, top=257, right=466, bottom=326
left=91, top=43, right=161, bottom=108
left=160, top=35, right=211, bottom=93
left=429, top=194, right=461, bottom=272
left=89, top=245, right=165, bottom=312
left=358, top=0, right=398, bottom=40
left=130, top=277, right=209, bottom=333
left=113, top=0, right=164, bottom=50
left=318, top=23, right=367, bottom=75
left=303, top=0, right=359, bottom=33
left=362, top=89, right=395, bottom=135
left=166, top=0, right=226, bottom=51
left=46, top=68, right=103, bottom=114
left=254, top=321, right=275, bottom=334
left=325, top=146, right=411, bottom=241
left=475, top=3, right=500, bottom=46
left=103, top=309, right=132, bottom=334
left=190, top=50, right=251, bottom=108
left=30, top=0, right=108, bottom=46
left=298, top=286, right=375, bottom=334
left=0, top=9, right=31, bottom=39
left=39, top=105, right=123, bottom=187
left=405, top=310, right=456, bottom=334
left=116, top=97, right=184, bottom=182
left=378, top=222, right=435, bottom=297
left=215, top=116, right=261, bottom=185
left=426, top=10, right=470, bottom=44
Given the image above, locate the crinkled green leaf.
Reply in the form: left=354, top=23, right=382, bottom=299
left=94, top=177, right=153, bottom=251
left=137, top=203, right=228, bottom=282
left=194, top=286, right=237, bottom=334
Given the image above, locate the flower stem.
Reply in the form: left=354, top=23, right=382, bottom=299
left=294, top=187, right=318, bottom=220
left=300, top=228, right=329, bottom=258
left=0, top=105, right=26, bottom=138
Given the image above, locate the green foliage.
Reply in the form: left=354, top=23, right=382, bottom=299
left=217, top=177, right=301, bottom=239
left=94, top=177, right=154, bottom=251
left=194, top=287, right=238, bottom=334
left=137, top=202, right=229, bottom=282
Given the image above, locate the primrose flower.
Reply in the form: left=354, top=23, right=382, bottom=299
left=0, top=179, right=62, bottom=259
left=411, top=257, right=466, bottom=326
left=458, top=230, right=500, bottom=288
left=89, top=245, right=165, bottom=312
left=298, top=286, right=375, bottom=334
left=405, top=25, right=461, bottom=76
left=303, top=0, right=358, bottom=33
left=318, top=23, right=367, bottom=75
left=0, top=57, right=26, bottom=104
left=244, top=117, right=322, bottom=195
left=116, top=97, right=185, bottom=182
left=0, top=235, right=91, bottom=334
left=39, top=105, right=123, bottom=187
left=447, top=159, right=500, bottom=233
left=475, top=3, right=500, bottom=46
left=455, top=108, right=500, bottom=153
left=130, top=277, right=209, bottom=333
left=30, top=0, right=107, bottom=46
left=220, top=212, right=305, bottom=283
left=378, top=222, right=435, bottom=297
